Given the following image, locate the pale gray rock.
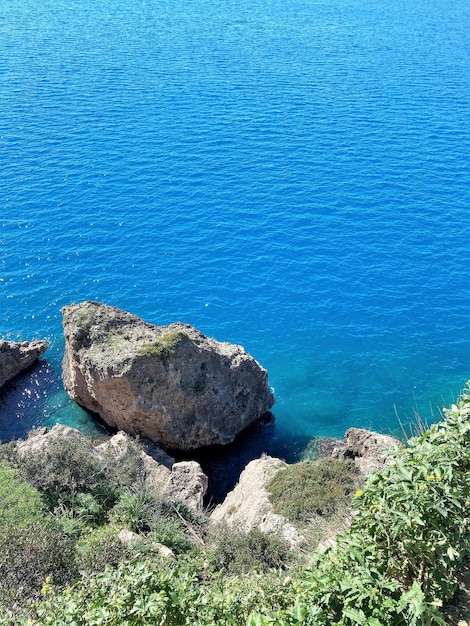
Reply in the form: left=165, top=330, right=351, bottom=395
left=210, top=455, right=303, bottom=547
left=16, top=424, right=88, bottom=455
left=162, top=461, right=208, bottom=513
left=117, top=529, right=175, bottom=559
left=0, top=339, right=48, bottom=389
left=15, top=425, right=208, bottom=513
left=332, top=427, right=403, bottom=475
left=61, top=301, right=274, bottom=450
left=95, top=431, right=173, bottom=494
left=96, top=433, right=208, bottom=511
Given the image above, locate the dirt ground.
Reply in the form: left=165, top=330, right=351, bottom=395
left=444, top=563, right=470, bottom=626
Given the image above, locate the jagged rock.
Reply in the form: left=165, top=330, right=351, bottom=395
left=210, top=455, right=303, bottom=547
left=97, top=433, right=207, bottom=511
left=16, top=423, right=87, bottom=455
left=0, top=339, right=48, bottom=389
left=95, top=431, right=173, bottom=494
left=61, top=301, right=274, bottom=450
left=332, top=427, right=403, bottom=475
left=162, top=461, right=208, bottom=513
left=16, top=425, right=207, bottom=512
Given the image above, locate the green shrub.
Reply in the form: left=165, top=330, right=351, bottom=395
left=0, top=460, right=44, bottom=528
left=76, top=526, right=134, bottom=575
left=267, top=456, right=361, bottom=523
left=110, top=485, right=196, bottom=553
left=109, top=483, right=160, bottom=534
left=249, top=381, right=470, bottom=626
left=138, top=330, right=189, bottom=361
left=208, top=525, right=292, bottom=574
left=5, top=433, right=146, bottom=529
left=0, top=521, right=78, bottom=608
left=24, top=556, right=292, bottom=626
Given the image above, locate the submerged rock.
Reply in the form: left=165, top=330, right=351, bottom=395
left=61, top=301, right=274, bottom=450
left=0, top=339, right=48, bottom=390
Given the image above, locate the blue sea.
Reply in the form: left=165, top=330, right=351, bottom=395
left=1, top=0, right=469, bottom=462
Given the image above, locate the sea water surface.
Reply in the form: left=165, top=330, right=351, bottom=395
left=1, top=0, right=469, bottom=463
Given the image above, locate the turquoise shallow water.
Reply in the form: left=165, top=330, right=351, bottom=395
left=1, top=0, right=469, bottom=457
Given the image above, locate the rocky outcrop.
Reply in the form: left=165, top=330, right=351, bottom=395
left=162, top=461, right=208, bottom=513
left=96, top=433, right=208, bottom=512
left=210, top=455, right=303, bottom=547
left=0, top=339, right=48, bottom=389
left=16, top=425, right=207, bottom=512
left=332, top=427, right=402, bottom=475
left=61, top=301, right=274, bottom=450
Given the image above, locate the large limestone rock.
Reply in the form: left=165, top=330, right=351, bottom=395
left=0, top=339, right=48, bottom=389
left=210, top=455, right=303, bottom=547
left=332, top=427, right=402, bottom=475
left=61, top=301, right=274, bottom=450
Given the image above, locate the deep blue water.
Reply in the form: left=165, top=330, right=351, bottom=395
left=1, top=0, right=469, bottom=458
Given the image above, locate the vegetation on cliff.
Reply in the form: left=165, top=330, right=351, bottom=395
left=0, top=382, right=468, bottom=625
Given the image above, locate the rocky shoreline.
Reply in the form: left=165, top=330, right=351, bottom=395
left=0, top=300, right=402, bottom=539
left=0, top=339, right=48, bottom=390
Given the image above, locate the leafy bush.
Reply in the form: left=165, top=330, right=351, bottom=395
left=76, top=526, right=134, bottom=575
left=208, top=525, right=292, bottom=575
left=249, top=381, right=470, bottom=626
left=22, top=556, right=292, bottom=626
left=109, top=483, right=159, bottom=534
left=110, top=485, right=197, bottom=553
left=3, top=432, right=145, bottom=529
left=267, top=456, right=361, bottom=523
left=0, top=521, right=78, bottom=608
left=0, top=460, right=44, bottom=528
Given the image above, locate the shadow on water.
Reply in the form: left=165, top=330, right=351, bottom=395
left=171, top=413, right=314, bottom=506
left=0, top=374, right=323, bottom=506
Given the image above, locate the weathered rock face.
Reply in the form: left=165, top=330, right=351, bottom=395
left=16, top=425, right=208, bottom=513
left=61, top=301, right=275, bottom=450
left=210, top=455, right=303, bottom=547
left=0, top=340, right=48, bottom=389
left=332, top=427, right=403, bottom=475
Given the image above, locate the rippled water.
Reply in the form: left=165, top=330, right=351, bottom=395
left=1, top=0, right=469, bottom=456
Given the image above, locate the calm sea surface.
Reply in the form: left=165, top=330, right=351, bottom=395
left=1, top=0, right=469, bottom=460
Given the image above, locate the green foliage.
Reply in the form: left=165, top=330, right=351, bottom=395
left=110, top=485, right=196, bottom=553
left=5, top=433, right=145, bottom=529
left=0, top=460, right=44, bottom=528
left=208, top=525, right=292, bottom=575
left=138, top=330, right=189, bottom=361
left=76, top=526, right=134, bottom=575
left=0, top=521, right=78, bottom=608
left=110, top=483, right=160, bottom=534
left=23, top=556, right=292, bottom=626
left=1, top=383, right=469, bottom=626
left=249, top=381, right=470, bottom=626
left=267, top=457, right=361, bottom=523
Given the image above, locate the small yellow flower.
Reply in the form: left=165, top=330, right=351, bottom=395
left=355, top=489, right=364, bottom=498
left=41, top=576, right=51, bottom=595
left=426, top=474, right=435, bottom=481
left=419, top=484, right=426, bottom=490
